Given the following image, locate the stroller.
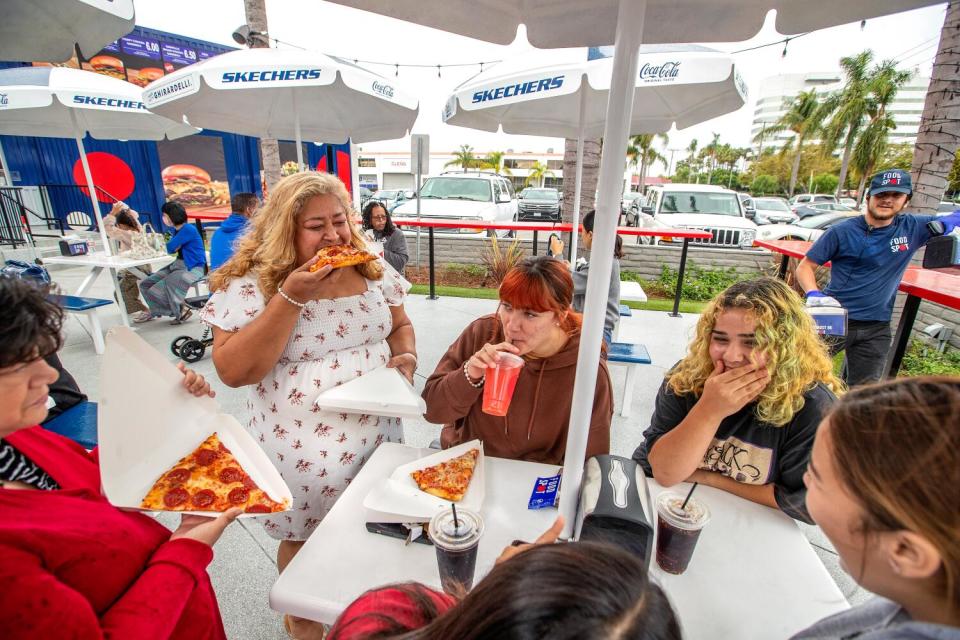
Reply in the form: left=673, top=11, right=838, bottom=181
left=170, top=286, right=212, bottom=363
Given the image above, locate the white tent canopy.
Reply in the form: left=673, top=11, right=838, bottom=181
left=446, top=46, right=745, bottom=138
left=322, top=0, right=945, bottom=539
left=143, top=47, right=419, bottom=169
left=445, top=44, right=746, bottom=258
left=0, top=0, right=135, bottom=62
left=324, top=0, right=941, bottom=47
left=0, top=66, right=196, bottom=256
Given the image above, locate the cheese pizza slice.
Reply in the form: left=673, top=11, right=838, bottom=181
left=410, top=448, right=480, bottom=502
left=141, top=433, right=288, bottom=514
left=308, top=244, right=378, bottom=272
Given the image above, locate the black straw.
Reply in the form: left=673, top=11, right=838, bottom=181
left=451, top=503, right=460, bottom=531
left=680, top=483, right=698, bottom=510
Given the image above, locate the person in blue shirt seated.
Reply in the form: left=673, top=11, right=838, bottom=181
left=796, top=169, right=960, bottom=386
left=209, top=192, right=258, bottom=271
left=135, top=202, right=207, bottom=325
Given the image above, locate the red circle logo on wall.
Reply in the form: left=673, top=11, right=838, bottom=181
left=72, top=152, right=135, bottom=203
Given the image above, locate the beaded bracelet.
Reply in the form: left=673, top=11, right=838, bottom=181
left=277, top=286, right=306, bottom=309
left=463, top=361, right=484, bottom=388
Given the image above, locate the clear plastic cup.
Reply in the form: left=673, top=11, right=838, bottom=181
left=655, top=491, right=711, bottom=575
left=429, top=507, right=484, bottom=595
left=481, top=352, right=524, bottom=416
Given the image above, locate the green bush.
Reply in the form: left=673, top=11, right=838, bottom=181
left=751, top=174, right=780, bottom=195
left=899, top=340, right=960, bottom=377
left=810, top=173, right=839, bottom=195
left=656, top=263, right=760, bottom=301
left=445, top=263, right=488, bottom=278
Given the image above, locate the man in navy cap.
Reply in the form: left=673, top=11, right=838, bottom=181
left=796, top=169, right=960, bottom=385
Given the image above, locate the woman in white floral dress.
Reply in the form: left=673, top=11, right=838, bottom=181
left=202, top=173, right=416, bottom=593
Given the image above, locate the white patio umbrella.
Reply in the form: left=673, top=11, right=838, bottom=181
left=143, top=47, right=419, bottom=170
left=0, top=66, right=196, bottom=255
left=327, top=0, right=943, bottom=538
left=0, top=0, right=135, bottom=63
left=444, top=44, right=746, bottom=259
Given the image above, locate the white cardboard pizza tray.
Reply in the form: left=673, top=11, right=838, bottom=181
left=362, top=439, right=485, bottom=523
left=314, top=365, right=426, bottom=420
left=98, top=327, right=293, bottom=516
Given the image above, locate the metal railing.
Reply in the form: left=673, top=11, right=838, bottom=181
left=38, top=184, right=121, bottom=231
left=0, top=188, right=32, bottom=248
left=0, top=183, right=121, bottom=248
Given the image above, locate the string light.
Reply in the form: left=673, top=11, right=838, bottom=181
left=782, top=38, right=789, bottom=58
left=266, top=35, right=500, bottom=78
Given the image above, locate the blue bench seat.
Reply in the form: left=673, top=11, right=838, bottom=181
left=43, top=401, right=98, bottom=449
left=607, top=342, right=652, bottom=417
left=48, top=294, right=113, bottom=354
left=608, top=342, right=651, bottom=364
left=49, top=294, right=112, bottom=311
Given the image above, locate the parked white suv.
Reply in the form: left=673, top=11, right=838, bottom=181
left=392, top=171, right=517, bottom=237
left=634, top=183, right=758, bottom=249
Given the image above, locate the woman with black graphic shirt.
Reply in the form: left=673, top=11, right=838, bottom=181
left=633, top=277, right=842, bottom=523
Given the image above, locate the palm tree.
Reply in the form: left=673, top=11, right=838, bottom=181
left=820, top=51, right=874, bottom=196
left=444, top=144, right=479, bottom=172
left=524, top=161, right=555, bottom=188
left=627, top=133, right=669, bottom=191
left=910, top=1, right=960, bottom=214
left=703, top=132, right=722, bottom=177
left=851, top=61, right=913, bottom=203
left=481, top=150, right=511, bottom=175
left=757, top=89, right=827, bottom=195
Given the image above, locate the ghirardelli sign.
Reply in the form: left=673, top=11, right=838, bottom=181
left=638, top=61, right=680, bottom=82
left=372, top=81, right=395, bottom=99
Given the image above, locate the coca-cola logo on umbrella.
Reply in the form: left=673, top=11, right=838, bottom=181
left=638, top=61, right=680, bottom=83
left=372, top=81, right=395, bottom=99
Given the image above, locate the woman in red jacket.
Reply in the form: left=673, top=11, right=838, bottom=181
left=0, top=276, right=239, bottom=639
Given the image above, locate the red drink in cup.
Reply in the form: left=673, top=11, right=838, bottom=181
left=481, top=352, right=524, bottom=416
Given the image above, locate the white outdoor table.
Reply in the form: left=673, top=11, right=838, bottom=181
left=271, top=443, right=848, bottom=638
left=42, top=251, right=174, bottom=327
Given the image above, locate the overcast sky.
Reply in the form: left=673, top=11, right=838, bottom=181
left=133, top=1, right=946, bottom=172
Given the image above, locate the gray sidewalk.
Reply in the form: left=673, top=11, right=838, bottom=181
left=46, top=263, right=871, bottom=639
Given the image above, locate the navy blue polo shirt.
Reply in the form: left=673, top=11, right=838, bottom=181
left=805, top=213, right=936, bottom=322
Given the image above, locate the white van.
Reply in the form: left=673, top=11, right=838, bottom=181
left=392, top=171, right=517, bottom=237
left=634, top=183, right=758, bottom=249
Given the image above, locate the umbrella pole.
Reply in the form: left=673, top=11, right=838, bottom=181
left=558, top=0, right=645, bottom=539
left=350, top=141, right=361, bottom=212
left=569, top=89, right=587, bottom=263
left=293, top=92, right=305, bottom=172
left=71, top=130, right=113, bottom=257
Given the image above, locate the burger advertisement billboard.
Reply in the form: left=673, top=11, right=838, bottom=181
left=157, top=136, right=231, bottom=214
left=34, top=28, right=225, bottom=89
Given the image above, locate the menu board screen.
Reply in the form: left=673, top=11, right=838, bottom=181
left=33, top=28, right=230, bottom=89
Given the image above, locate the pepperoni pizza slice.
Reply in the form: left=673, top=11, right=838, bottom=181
left=410, top=448, right=480, bottom=502
left=141, top=433, right=288, bottom=514
left=308, top=244, right=378, bottom=272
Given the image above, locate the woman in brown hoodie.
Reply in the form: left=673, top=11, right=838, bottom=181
left=423, top=256, right=613, bottom=464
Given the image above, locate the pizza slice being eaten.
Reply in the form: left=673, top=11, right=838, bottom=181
left=141, top=433, right=288, bottom=514
left=410, top=448, right=480, bottom=502
left=308, top=244, right=378, bottom=272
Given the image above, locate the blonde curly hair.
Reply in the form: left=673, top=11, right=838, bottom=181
left=668, top=277, right=842, bottom=426
left=209, top=171, right=381, bottom=298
